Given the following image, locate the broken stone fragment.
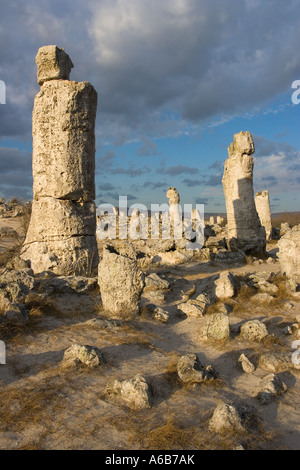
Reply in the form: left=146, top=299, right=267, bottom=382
left=177, top=299, right=208, bottom=317
left=36, top=45, right=74, bottom=85
left=256, top=373, right=287, bottom=404
left=152, top=307, right=169, bottom=323
left=177, top=353, right=216, bottom=384
left=238, top=353, right=255, bottom=373
left=98, top=242, right=145, bottom=319
left=63, top=344, right=103, bottom=368
left=105, top=375, right=151, bottom=410
left=144, top=273, right=170, bottom=291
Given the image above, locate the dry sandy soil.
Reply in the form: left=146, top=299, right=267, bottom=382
left=0, top=217, right=300, bottom=451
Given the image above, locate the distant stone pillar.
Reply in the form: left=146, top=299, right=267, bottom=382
left=209, top=216, right=215, bottom=225
left=21, top=45, right=98, bottom=275
left=166, top=187, right=181, bottom=238
left=222, top=131, right=266, bottom=256
left=255, top=190, right=272, bottom=241
left=278, top=225, right=300, bottom=278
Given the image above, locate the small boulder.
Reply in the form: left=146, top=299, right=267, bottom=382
left=105, top=375, right=151, bottom=410
left=238, top=354, right=255, bottom=374
left=177, top=353, right=216, bottom=384
left=152, top=307, right=169, bottom=323
left=207, top=313, right=230, bottom=340
left=214, top=271, right=236, bottom=299
left=63, top=344, right=103, bottom=368
left=177, top=299, right=207, bottom=318
left=209, top=402, right=244, bottom=435
left=256, top=373, right=287, bottom=404
left=239, top=320, right=268, bottom=342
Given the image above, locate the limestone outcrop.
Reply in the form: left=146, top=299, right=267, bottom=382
left=222, top=131, right=266, bottom=256
left=255, top=190, right=272, bottom=241
left=21, top=46, right=98, bottom=275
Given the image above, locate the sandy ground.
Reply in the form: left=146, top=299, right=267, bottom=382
left=0, top=218, right=300, bottom=450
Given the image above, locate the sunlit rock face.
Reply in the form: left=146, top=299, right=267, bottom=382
left=21, top=46, right=98, bottom=275
left=222, top=131, right=266, bottom=256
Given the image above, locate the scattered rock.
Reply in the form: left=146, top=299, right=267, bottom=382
left=256, top=373, right=287, bottom=404
left=239, top=320, right=268, bottom=342
left=206, top=313, right=230, bottom=340
left=85, top=318, right=122, bottom=329
left=177, top=299, right=207, bottom=318
left=238, top=354, right=255, bottom=373
left=214, top=271, right=237, bottom=299
left=259, top=351, right=300, bottom=372
left=144, top=273, right=170, bottom=291
left=152, top=307, right=169, bottom=323
left=250, top=293, right=274, bottom=305
left=177, top=353, right=216, bottom=384
left=105, top=375, right=151, bottom=410
left=209, top=402, right=245, bottom=434
left=63, top=344, right=103, bottom=368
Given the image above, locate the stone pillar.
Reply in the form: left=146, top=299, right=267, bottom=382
left=21, top=46, right=98, bottom=275
left=222, top=131, right=266, bottom=256
left=166, top=187, right=181, bottom=239
left=98, top=242, right=144, bottom=319
left=278, top=225, right=300, bottom=278
left=209, top=216, right=215, bottom=225
left=255, top=190, right=272, bottom=241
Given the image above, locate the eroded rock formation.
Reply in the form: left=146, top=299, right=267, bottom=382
left=98, top=242, right=144, bottom=319
left=21, top=46, right=98, bottom=275
left=166, top=187, right=181, bottom=239
left=278, top=224, right=300, bottom=278
left=255, top=190, right=272, bottom=241
left=222, top=131, right=266, bottom=256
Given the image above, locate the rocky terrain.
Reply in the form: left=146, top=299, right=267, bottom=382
left=0, top=45, right=299, bottom=451
left=0, top=210, right=300, bottom=450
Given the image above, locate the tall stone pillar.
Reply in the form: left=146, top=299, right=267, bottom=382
left=21, top=46, right=98, bottom=275
left=255, top=190, right=272, bottom=241
left=166, top=187, right=181, bottom=239
left=222, top=131, right=266, bottom=256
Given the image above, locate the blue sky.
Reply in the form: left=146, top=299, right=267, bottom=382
left=0, top=0, right=299, bottom=214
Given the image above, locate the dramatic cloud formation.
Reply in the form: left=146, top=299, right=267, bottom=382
left=0, top=0, right=299, bottom=209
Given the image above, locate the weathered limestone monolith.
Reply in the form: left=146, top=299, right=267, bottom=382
left=222, top=131, right=266, bottom=256
left=98, top=242, right=145, bottom=319
left=21, top=46, right=98, bottom=275
left=255, top=190, right=272, bottom=241
left=278, top=224, right=300, bottom=278
left=166, top=187, right=181, bottom=238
